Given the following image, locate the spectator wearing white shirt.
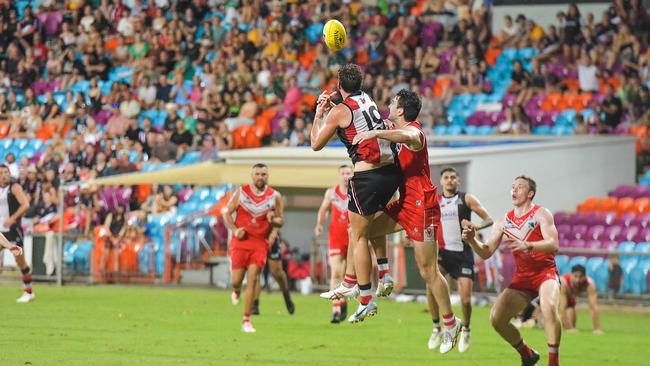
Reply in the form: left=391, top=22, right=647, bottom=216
left=578, top=54, right=599, bottom=92
left=5, top=153, right=19, bottom=179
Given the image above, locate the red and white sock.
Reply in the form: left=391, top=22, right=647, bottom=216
left=513, top=338, right=534, bottom=360
left=433, top=318, right=441, bottom=331
left=343, top=273, right=357, bottom=288
left=442, top=312, right=456, bottom=329
left=377, top=258, right=389, bottom=279
left=243, top=312, right=251, bottom=323
left=21, top=267, right=32, bottom=294
left=332, top=300, right=341, bottom=314
left=358, top=283, right=372, bottom=305
left=548, top=343, right=559, bottom=366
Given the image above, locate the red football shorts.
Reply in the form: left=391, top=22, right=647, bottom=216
left=230, top=246, right=268, bottom=270
left=566, top=295, right=577, bottom=308
left=384, top=187, right=440, bottom=242
left=328, top=228, right=349, bottom=257
left=508, top=268, right=560, bottom=298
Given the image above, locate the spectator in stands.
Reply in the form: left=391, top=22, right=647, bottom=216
left=36, top=191, right=58, bottom=230
left=4, top=152, right=18, bottom=179
left=578, top=54, right=600, bottom=92
left=199, top=135, right=218, bottom=162
left=608, top=253, right=623, bottom=300
left=562, top=4, right=583, bottom=62
left=116, top=150, right=137, bottom=174
left=170, top=119, right=193, bottom=151
left=102, top=205, right=127, bottom=275
left=598, top=84, right=623, bottom=129
left=272, top=117, right=291, bottom=146
left=75, top=184, right=100, bottom=237
left=152, top=185, right=178, bottom=216
left=509, top=60, right=532, bottom=106
left=150, top=131, right=179, bottom=163
left=574, top=114, right=589, bottom=135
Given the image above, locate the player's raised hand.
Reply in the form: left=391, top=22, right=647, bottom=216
left=315, top=91, right=333, bottom=117
left=502, top=229, right=528, bottom=252
left=461, top=219, right=473, bottom=229
left=314, top=224, right=323, bottom=237
left=266, top=211, right=275, bottom=223
left=352, top=130, right=377, bottom=145
left=9, top=245, right=22, bottom=257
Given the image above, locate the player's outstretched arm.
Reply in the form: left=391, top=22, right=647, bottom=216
left=311, top=92, right=344, bottom=151
left=0, top=232, right=22, bottom=256
left=465, top=193, right=494, bottom=230
left=587, top=281, right=603, bottom=334
left=462, top=217, right=504, bottom=259
left=352, top=126, right=423, bottom=151
left=315, top=189, right=332, bottom=236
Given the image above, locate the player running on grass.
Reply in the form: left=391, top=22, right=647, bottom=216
left=428, top=167, right=493, bottom=352
left=324, top=89, right=462, bottom=353
left=251, top=228, right=295, bottom=316
left=223, top=163, right=284, bottom=333
left=314, top=165, right=353, bottom=323
left=311, top=64, right=402, bottom=323
left=462, top=176, right=561, bottom=366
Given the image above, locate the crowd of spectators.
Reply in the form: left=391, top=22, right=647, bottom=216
left=0, top=0, right=648, bottom=244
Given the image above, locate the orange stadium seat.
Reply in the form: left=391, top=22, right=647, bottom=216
left=244, top=126, right=262, bottom=148
left=485, top=48, right=502, bottom=66
left=136, top=184, right=151, bottom=203
left=0, top=122, right=9, bottom=137
left=577, top=197, right=600, bottom=212
left=634, top=198, right=650, bottom=214
left=599, top=197, right=618, bottom=212
left=434, top=78, right=452, bottom=98
left=616, top=197, right=635, bottom=215
left=566, top=79, right=580, bottom=92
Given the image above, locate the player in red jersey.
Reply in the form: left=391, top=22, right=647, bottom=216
left=349, top=89, right=461, bottom=353
left=462, top=176, right=561, bottom=366
left=223, top=163, right=284, bottom=333
left=311, top=64, right=402, bottom=322
left=315, top=165, right=353, bottom=323
left=559, top=264, right=602, bottom=334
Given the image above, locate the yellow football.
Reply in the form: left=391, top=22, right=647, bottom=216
left=323, top=19, right=347, bottom=51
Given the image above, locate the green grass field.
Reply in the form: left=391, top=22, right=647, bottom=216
left=1, top=285, right=649, bottom=366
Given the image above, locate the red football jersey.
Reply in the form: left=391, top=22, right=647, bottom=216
left=328, top=185, right=349, bottom=246
left=231, top=184, right=277, bottom=250
left=502, top=205, right=558, bottom=275
left=562, top=273, right=590, bottom=296
left=394, top=121, right=437, bottom=196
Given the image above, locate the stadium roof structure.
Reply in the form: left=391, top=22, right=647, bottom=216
left=85, top=161, right=339, bottom=189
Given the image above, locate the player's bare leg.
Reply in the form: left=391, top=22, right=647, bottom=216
left=268, top=259, right=295, bottom=314
left=369, top=235, right=393, bottom=297
left=252, top=274, right=262, bottom=315
left=414, top=240, right=460, bottom=353
left=457, top=276, right=473, bottom=352
left=347, top=211, right=377, bottom=323
left=426, top=265, right=449, bottom=349
left=490, top=289, right=540, bottom=365
left=539, top=279, right=562, bottom=366
left=321, top=232, right=359, bottom=300
left=14, top=251, right=35, bottom=303
left=241, top=264, right=262, bottom=332
left=231, top=268, right=246, bottom=305
left=328, top=254, right=346, bottom=322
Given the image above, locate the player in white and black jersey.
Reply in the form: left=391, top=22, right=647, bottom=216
left=427, top=167, right=493, bottom=353
left=0, top=164, right=32, bottom=302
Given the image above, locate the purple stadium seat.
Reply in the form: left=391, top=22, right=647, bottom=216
left=567, top=212, right=584, bottom=225
left=554, top=212, right=570, bottom=225
left=569, top=239, right=586, bottom=249
left=557, top=224, right=572, bottom=240
left=603, top=225, right=623, bottom=240
left=570, top=224, right=588, bottom=240
left=585, top=240, right=602, bottom=251
left=609, top=184, right=634, bottom=198
left=633, top=214, right=650, bottom=228
left=603, top=212, right=617, bottom=225
left=601, top=240, right=619, bottom=254
left=178, top=188, right=193, bottom=203
left=634, top=227, right=650, bottom=243
left=586, top=225, right=605, bottom=240
left=616, top=212, right=637, bottom=227
left=632, top=185, right=650, bottom=199
left=616, top=226, right=639, bottom=242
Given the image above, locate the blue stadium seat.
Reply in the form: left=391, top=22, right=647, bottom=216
left=558, top=109, right=577, bottom=126
left=178, top=151, right=201, bottom=165
left=568, top=256, right=587, bottom=271
left=593, top=262, right=610, bottom=293
left=13, top=138, right=29, bottom=150
left=581, top=109, right=595, bottom=121
left=464, top=126, right=478, bottom=135
left=433, top=125, right=447, bottom=136
left=28, top=139, right=44, bottom=151
left=445, top=125, right=463, bottom=135
left=635, top=242, right=650, bottom=253
left=477, top=126, right=496, bottom=135
left=532, top=126, right=552, bottom=135
left=555, top=255, right=569, bottom=274
left=618, top=241, right=636, bottom=255
left=586, top=257, right=604, bottom=278
left=501, top=48, right=518, bottom=61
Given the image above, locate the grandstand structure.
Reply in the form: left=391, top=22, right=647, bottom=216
left=0, top=0, right=649, bottom=304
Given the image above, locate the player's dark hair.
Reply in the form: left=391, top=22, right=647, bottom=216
left=395, top=89, right=421, bottom=122
left=338, top=64, right=363, bottom=93
left=515, top=175, right=537, bottom=199
left=252, top=163, right=267, bottom=169
left=339, top=164, right=352, bottom=170
left=572, top=264, right=586, bottom=275
left=440, top=167, right=458, bottom=176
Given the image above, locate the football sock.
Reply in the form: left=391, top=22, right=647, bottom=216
left=343, top=273, right=357, bottom=288
left=442, top=312, right=457, bottom=328
left=21, top=266, right=32, bottom=294
left=377, top=258, right=389, bottom=279
left=513, top=338, right=534, bottom=359
left=358, top=283, right=372, bottom=305
left=548, top=343, right=559, bottom=366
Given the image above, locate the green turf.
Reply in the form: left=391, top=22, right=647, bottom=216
left=1, top=285, right=648, bottom=366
